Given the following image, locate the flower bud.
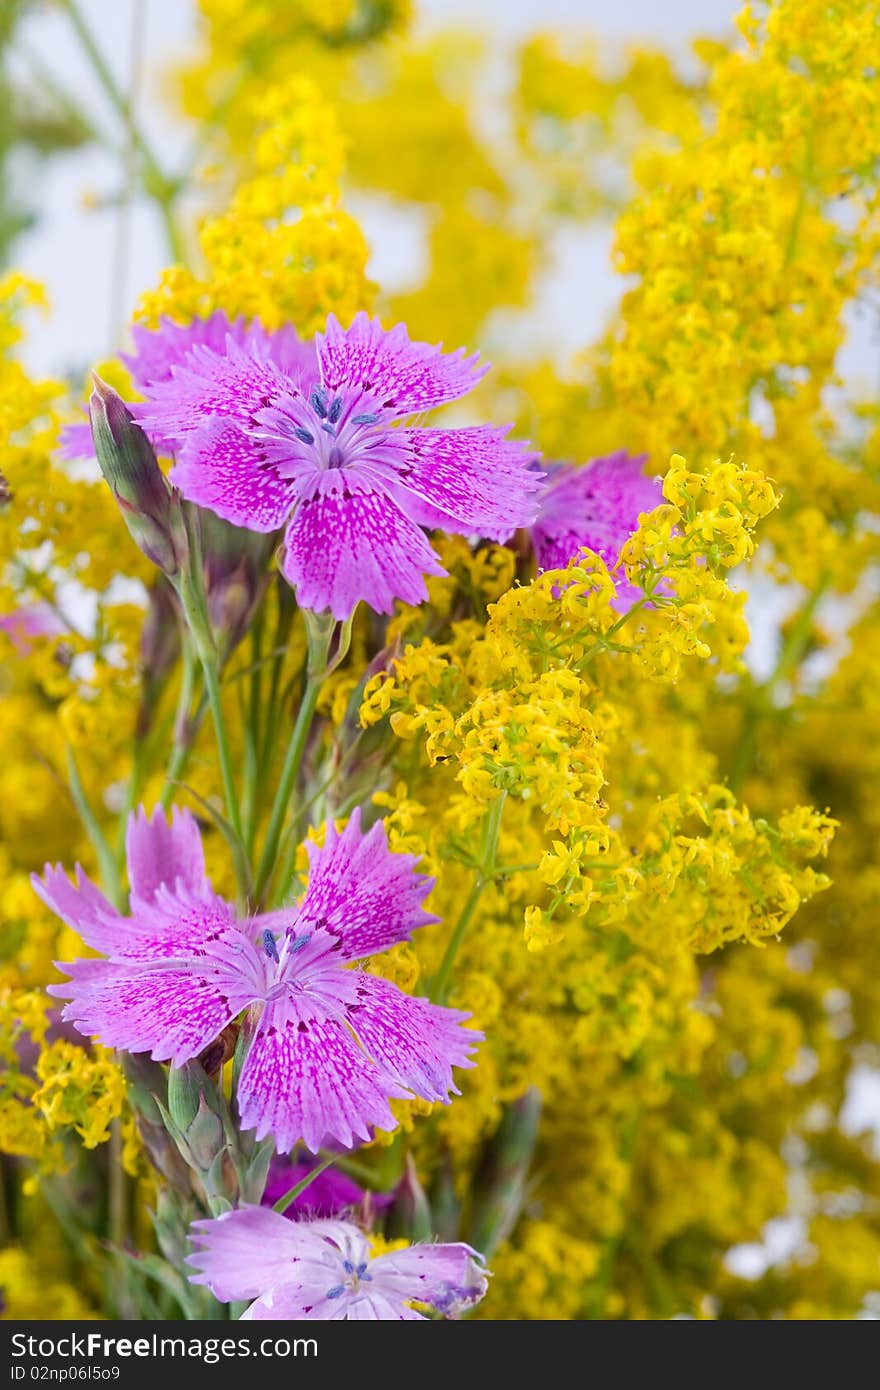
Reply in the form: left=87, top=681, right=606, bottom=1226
left=89, top=375, right=188, bottom=576
left=167, top=1058, right=208, bottom=1134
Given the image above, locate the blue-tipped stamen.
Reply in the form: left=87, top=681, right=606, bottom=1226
left=263, top=929, right=280, bottom=963
left=293, top=427, right=315, bottom=445
left=352, top=413, right=380, bottom=425
left=310, top=388, right=329, bottom=418
left=328, top=396, right=343, bottom=424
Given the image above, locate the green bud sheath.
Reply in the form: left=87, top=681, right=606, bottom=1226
left=89, top=374, right=189, bottom=576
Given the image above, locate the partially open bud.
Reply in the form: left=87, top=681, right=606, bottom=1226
left=89, top=375, right=188, bottom=576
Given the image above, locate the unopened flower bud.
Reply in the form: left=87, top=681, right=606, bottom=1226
left=164, top=1060, right=237, bottom=1194
left=89, top=375, right=189, bottom=576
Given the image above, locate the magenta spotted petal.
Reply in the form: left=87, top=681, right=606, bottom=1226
left=532, top=452, right=661, bottom=606
left=58, top=313, right=316, bottom=462
left=33, top=805, right=479, bottom=1152
left=187, top=1208, right=489, bottom=1320
left=138, top=311, right=543, bottom=619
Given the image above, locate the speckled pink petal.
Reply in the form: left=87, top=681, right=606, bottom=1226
left=280, top=478, right=444, bottom=619
left=395, top=426, right=544, bottom=539
left=48, top=932, right=265, bottom=1067
left=236, top=991, right=406, bottom=1153
left=317, top=312, right=486, bottom=415
left=137, top=337, right=290, bottom=441
left=300, top=808, right=437, bottom=961
left=348, top=974, right=480, bottom=1103
left=32, top=862, right=130, bottom=955
left=170, top=417, right=294, bottom=533
left=122, top=312, right=247, bottom=390
left=187, top=1206, right=322, bottom=1301
left=125, top=805, right=208, bottom=906
left=370, top=1243, right=489, bottom=1315
left=533, top=452, right=659, bottom=571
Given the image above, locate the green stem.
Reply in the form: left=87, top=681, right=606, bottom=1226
left=66, top=746, right=124, bottom=910
left=430, top=878, right=486, bottom=1007
left=272, top=1154, right=337, bottom=1214
left=108, top=1120, right=128, bottom=1250
left=116, top=739, right=145, bottom=866
left=430, top=793, right=507, bottom=1004
left=270, top=729, right=368, bottom=905
left=201, top=660, right=246, bottom=852
left=60, top=0, right=184, bottom=263
left=243, top=607, right=265, bottom=854
left=254, top=675, right=322, bottom=904
left=160, top=639, right=199, bottom=810
left=174, top=539, right=249, bottom=896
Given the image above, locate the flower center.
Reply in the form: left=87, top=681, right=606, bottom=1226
left=326, top=1259, right=372, bottom=1300
left=289, top=387, right=386, bottom=474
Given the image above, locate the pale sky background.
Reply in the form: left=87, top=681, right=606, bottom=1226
left=8, top=0, right=745, bottom=379
left=9, top=0, right=876, bottom=388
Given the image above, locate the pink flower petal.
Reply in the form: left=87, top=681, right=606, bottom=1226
left=300, top=808, right=437, bottom=961
left=170, top=418, right=294, bottom=532
left=348, top=974, right=480, bottom=1103
left=187, top=1206, right=320, bottom=1301
left=317, top=312, right=486, bottom=414
left=137, top=337, right=290, bottom=441
left=125, top=805, right=208, bottom=906
left=237, top=992, right=406, bottom=1153
left=48, top=936, right=264, bottom=1066
left=396, top=426, right=544, bottom=539
left=280, top=479, right=444, bottom=619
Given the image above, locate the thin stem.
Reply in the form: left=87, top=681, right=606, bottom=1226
left=108, top=1121, right=128, bottom=1250
left=254, top=675, right=322, bottom=905
left=115, top=740, right=145, bottom=866
left=174, top=535, right=249, bottom=896
left=66, top=745, right=124, bottom=910
left=160, top=640, right=199, bottom=810
left=243, top=607, right=265, bottom=854
left=60, top=0, right=185, bottom=264
left=430, top=793, right=507, bottom=1004
left=272, top=1155, right=337, bottom=1214
left=430, top=878, right=486, bottom=1007
left=270, top=729, right=368, bottom=905
left=202, top=660, right=246, bottom=851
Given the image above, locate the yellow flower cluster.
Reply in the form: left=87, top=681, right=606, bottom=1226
left=139, top=77, right=370, bottom=334
left=34, top=1040, right=138, bottom=1167
left=0, top=1248, right=98, bottom=1320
